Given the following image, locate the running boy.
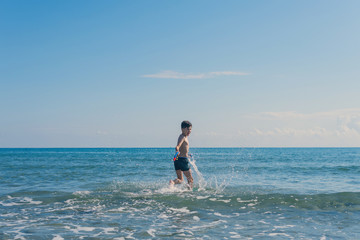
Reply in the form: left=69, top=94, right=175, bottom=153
left=169, top=121, right=194, bottom=189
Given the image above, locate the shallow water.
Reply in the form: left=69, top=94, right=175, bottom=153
left=1, top=148, right=359, bottom=239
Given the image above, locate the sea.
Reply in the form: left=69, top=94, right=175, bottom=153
left=0, top=148, right=359, bottom=239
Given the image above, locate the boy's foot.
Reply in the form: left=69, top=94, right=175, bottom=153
left=169, top=180, right=175, bottom=185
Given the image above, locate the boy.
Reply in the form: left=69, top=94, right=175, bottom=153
left=169, top=121, right=194, bottom=189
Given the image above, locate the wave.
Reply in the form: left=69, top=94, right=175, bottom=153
left=98, top=181, right=360, bottom=213
left=1, top=182, right=359, bottom=240
left=2, top=180, right=359, bottom=214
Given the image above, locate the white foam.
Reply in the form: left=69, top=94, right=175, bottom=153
left=103, top=227, right=118, bottom=234
left=73, top=191, right=91, bottom=196
left=24, top=197, right=42, bottom=205
left=52, top=235, right=64, bottom=240
left=0, top=197, right=42, bottom=206
left=209, top=198, right=231, bottom=203
left=7, top=227, right=26, bottom=240
left=193, top=216, right=200, bottom=221
left=65, top=199, right=76, bottom=205
left=120, top=230, right=135, bottom=239
left=158, top=213, right=169, bottom=219
left=1, top=212, right=18, bottom=217
left=196, top=195, right=209, bottom=200
left=234, top=224, right=245, bottom=230
left=268, top=233, right=292, bottom=237
left=214, top=212, right=232, bottom=218
left=156, top=183, right=191, bottom=194
left=190, top=220, right=227, bottom=230
left=0, top=201, right=22, bottom=206
left=230, top=232, right=242, bottom=238
left=175, top=229, right=194, bottom=237
left=147, top=229, right=156, bottom=237
left=108, top=207, right=126, bottom=213
left=237, top=198, right=253, bottom=203
left=274, top=225, right=295, bottom=229
left=169, top=207, right=195, bottom=214
left=78, top=226, right=95, bottom=232
left=65, top=225, right=95, bottom=234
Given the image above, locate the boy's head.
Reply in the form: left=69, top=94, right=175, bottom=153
left=181, top=120, right=192, bottom=136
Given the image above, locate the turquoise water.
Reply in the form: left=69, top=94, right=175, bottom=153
left=0, top=148, right=359, bottom=239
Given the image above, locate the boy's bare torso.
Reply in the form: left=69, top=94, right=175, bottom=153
left=178, top=134, right=189, bottom=158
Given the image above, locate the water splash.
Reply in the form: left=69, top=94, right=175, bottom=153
left=188, top=154, right=206, bottom=191
left=188, top=153, right=239, bottom=194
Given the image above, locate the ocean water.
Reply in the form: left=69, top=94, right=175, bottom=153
left=0, top=148, right=359, bottom=239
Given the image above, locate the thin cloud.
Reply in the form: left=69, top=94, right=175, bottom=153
left=245, top=108, right=360, bottom=137
left=142, top=70, right=250, bottom=79
left=248, top=108, right=360, bottom=120
left=209, top=71, right=250, bottom=76
left=250, top=127, right=333, bottom=137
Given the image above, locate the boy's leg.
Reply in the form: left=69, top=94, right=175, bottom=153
left=183, top=170, right=193, bottom=189
left=170, top=170, right=183, bottom=184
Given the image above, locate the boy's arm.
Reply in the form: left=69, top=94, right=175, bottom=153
left=175, top=135, right=185, bottom=152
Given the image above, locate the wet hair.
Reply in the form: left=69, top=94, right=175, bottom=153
left=181, top=120, right=192, bottom=129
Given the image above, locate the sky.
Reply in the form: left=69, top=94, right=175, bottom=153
left=1, top=0, right=360, bottom=147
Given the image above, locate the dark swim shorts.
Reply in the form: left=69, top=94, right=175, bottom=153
left=174, top=157, right=190, bottom=171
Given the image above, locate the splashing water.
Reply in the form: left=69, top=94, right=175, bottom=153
left=188, top=154, right=206, bottom=191
left=188, top=153, right=237, bottom=194
left=162, top=153, right=222, bottom=194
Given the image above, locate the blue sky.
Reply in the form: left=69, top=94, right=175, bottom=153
left=1, top=0, right=360, bottom=147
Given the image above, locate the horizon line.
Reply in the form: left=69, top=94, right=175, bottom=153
left=1, top=147, right=359, bottom=149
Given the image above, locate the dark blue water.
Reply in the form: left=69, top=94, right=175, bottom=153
left=1, top=148, right=359, bottom=239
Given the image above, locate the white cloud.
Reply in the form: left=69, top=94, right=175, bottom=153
left=253, top=108, right=360, bottom=120
left=187, top=109, right=360, bottom=147
left=142, top=70, right=250, bottom=79
left=246, top=108, right=360, bottom=138
left=250, top=127, right=333, bottom=137
left=258, top=111, right=306, bottom=119
left=337, top=112, right=360, bottom=135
